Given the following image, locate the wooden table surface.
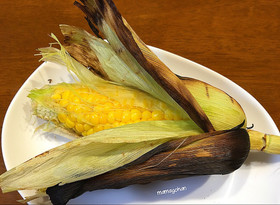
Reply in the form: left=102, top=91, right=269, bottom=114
left=0, top=0, right=279, bottom=204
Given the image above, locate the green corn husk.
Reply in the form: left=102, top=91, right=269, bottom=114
left=39, top=35, right=107, bottom=88
left=0, top=120, right=202, bottom=193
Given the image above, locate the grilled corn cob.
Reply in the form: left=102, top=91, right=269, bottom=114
left=32, top=46, right=246, bottom=139
left=0, top=0, right=278, bottom=204
left=30, top=83, right=186, bottom=137
left=33, top=34, right=245, bottom=139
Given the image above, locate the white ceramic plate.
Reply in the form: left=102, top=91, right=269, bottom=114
left=2, top=47, right=280, bottom=204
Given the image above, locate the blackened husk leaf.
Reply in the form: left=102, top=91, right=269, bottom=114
left=47, top=129, right=250, bottom=204
left=74, top=0, right=215, bottom=132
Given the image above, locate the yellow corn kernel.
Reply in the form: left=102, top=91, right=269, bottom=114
left=75, top=123, right=84, bottom=133
left=113, top=101, right=121, bottom=107
left=90, top=113, right=99, bottom=125
left=119, top=122, right=126, bottom=126
left=94, top=125, right=104, bottom=132
left=84, top=114, right=91, bottom=123
left=94, top=105, right=103, bottom=113
left=76, top=113, right=84, bottom=123
left=87, top=128, right=95, bottom=136
left=65, top=118, right=75, bottom=129
left=114, top=110, right=123, bottom=121
left=99, top=113, right=108, bottom=124
left=67, top=104, right=75, bottom=112
left=79, top=92, right=88, bottom=100
left=103, top=102, right=114, bottom=112
left=122, top=110, right=131, bottom=123
left=81, top=106, right=92, bottom=114
left=84, top=123, right=91, bottom=131
left=86, top=95, right=95, bottom=104
left=82, top=131, right=88, bottom=136
left=59, top=99, right=68, bottom=107
left=104, top=124, right=112, bottom=130
left=73, top=105, right=84, bottom=113
left=61, top=90, right=71, bottom=99
left=152, top=110, right=164, bottom=120
left=113, top=121, right=120, bottom=127
left=96, top=95, right=108, bottom=104
left=142, top=110, right=152, bottom=120
left=134, top=119, right=141, bottom=124
left=108, top=112, right=115, bottom=123
left=131, top=109, right=141, bottom=121
left=69, top=113, right=77, bottom=122
left=51, top=93, right=61, bottom=101
left=58, top=113, right=67, bottom=123
left=72, top=96, right=81, bottom=104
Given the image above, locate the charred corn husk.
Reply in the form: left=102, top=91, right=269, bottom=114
left=47, top=129, right=250, bottom=204
left=0, top=127, right=248, bottom=196
left=74, top=0, right=215, bottom=132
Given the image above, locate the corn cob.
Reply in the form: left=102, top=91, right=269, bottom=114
left=30, top=83, right=186, bottom=137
